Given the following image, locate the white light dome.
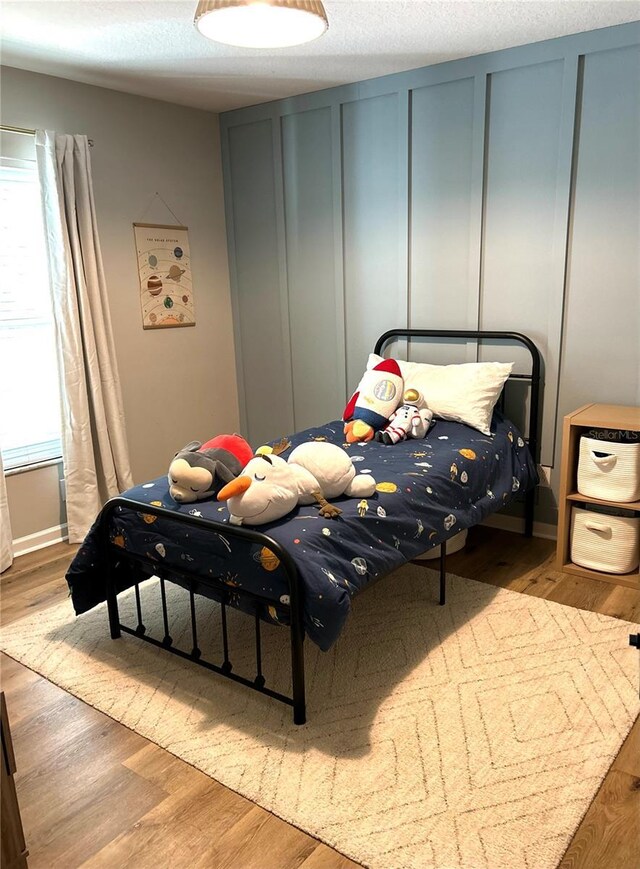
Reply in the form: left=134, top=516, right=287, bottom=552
left=195, top=1, right=329, bottom=49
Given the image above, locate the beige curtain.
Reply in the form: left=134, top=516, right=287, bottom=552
left=0, top=452, right=13, bottom=573
left=36, top=131, right=133, bottom=543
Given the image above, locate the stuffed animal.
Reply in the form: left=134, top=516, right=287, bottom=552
left=375, top=388, right=434, bottom=445
left=217, top=441, right=376, bottom=525
left=343, top=358, right=404, bottom=443
left=168, top=434, right=253, bottom=503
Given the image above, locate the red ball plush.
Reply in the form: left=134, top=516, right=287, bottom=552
left=199, top=434, right=254, bottom=468
left=168, top=433, right=254, bottom=503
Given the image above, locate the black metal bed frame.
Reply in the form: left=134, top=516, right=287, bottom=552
left=101, top=329, right=542, bottom=726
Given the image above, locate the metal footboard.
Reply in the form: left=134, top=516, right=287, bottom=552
left=100, top=497, right=307, bottom=725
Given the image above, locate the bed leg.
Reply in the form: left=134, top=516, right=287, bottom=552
left=106, top=564, right=121, bottom=640
left=290, top=625, right=306, bottom=725
left=439, top=545, right=446, bottom=606
left=524, top=488, right=535, bottom=538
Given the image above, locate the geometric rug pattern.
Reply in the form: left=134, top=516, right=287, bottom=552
left=1, top=565, right=638, bottom=869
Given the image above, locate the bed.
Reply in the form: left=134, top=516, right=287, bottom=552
left=67, top=329, right=542, bottom=724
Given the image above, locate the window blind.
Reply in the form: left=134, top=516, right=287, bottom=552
left=0, top=158, right=63, bottom=470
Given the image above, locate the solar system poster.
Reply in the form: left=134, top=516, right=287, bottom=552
left=134, top=223, right=195, bottom=329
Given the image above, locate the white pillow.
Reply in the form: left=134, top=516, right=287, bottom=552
left=366, top=354, right=513, bottom=436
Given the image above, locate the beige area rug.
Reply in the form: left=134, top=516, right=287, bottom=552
left=1, top=565, right=638, bottom=869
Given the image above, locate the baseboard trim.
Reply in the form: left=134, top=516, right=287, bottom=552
left=13, top=524, right=69, bottom=557
left=481, top=514, right=557, bottom=541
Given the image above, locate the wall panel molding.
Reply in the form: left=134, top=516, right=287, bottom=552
left=331, top=103, right=347, bottom=405
left=272, top=111, right=296, bottom=430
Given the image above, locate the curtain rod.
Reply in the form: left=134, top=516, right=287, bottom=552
left=1, top=124, right=94, bottom=146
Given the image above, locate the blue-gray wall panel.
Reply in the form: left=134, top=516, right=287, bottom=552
left=480, top=60, right=566, bottom=464
left=342, top=94, right=408, bottom=393
left=282, top=107, right=343, bottom=429
left=409, top=77, right=477, bottom=364
left=227, top=120, right=293, bottom=446
left=558, top=44, right=640, bottom=420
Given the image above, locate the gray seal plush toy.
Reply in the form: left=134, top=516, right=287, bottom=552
left=168, top=434, right=254, bottom=503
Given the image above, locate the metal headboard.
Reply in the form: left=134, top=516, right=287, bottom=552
left=374, top=329, right=542, bottom=536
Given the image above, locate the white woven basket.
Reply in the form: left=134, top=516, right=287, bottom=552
left=571, top=507, right=640, bottom=574
left=414, top=529, right=468, bottom=561
left=577, top=436, right=640, bottom=502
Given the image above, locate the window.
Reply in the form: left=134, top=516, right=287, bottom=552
left=0, top=156, right=63, bottom=470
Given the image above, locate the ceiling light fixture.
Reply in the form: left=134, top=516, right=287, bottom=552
left=194, top=0, right=329, bottom=49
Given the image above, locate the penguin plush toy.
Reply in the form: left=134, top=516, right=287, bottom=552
left=168, top=434, right=254, bottom=503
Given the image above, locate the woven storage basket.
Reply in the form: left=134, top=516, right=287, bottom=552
left=577, top=436, right=640, bottom=502
left=571, top=507, right=640, bottom=574
left=414, top=529, right=468, bottom=561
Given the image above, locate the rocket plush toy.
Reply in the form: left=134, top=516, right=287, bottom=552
left=343, top=358, right=404, bottom=443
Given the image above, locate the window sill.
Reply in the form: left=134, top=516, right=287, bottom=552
left=4, top=457, right=63, bottom=477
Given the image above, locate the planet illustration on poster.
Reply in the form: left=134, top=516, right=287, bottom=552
left=147, top=275, right=163, bottom=296
left=166, top=264, right=186, bottom=282
left=134, top=224, right=194, bottom=329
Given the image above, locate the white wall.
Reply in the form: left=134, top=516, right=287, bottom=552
left=1, top=66, right=239, bottom=541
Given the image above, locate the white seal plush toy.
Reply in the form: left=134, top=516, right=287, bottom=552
left=217, top=442, right=376, bottom=526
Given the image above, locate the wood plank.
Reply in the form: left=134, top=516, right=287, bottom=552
left=0, top=660, right=64, bottom=729
left=27, top=762, right=166, bottom=868
left=300, top=844, right=361, bottom=869
left=0, top=542, right=78, bottom=627
left=612, top=716, right=640, bottom=778
left=121, top=742, right=213, bottom=795
left=211, top=805, right=317, bottom=869
left=557, top=768, right=640, bottom=869
left=545, top=573, right=621, bottom=614
left=603, top=584, right=640, bottom=623
left=82, top=778, right=253, bottom=869
left=560, top=561, right=640, bottom=590
left=570, top=403, right=640, bottom=430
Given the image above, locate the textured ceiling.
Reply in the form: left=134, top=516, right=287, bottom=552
left=1, top=1, right=639, bottom=113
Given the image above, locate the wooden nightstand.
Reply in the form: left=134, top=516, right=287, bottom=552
left=556, top=403, right=640, bottom=590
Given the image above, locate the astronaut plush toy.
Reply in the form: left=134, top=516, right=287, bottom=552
left=375, top=388, right=434, bottom=445
left=343, top=358, right=404, bottom=443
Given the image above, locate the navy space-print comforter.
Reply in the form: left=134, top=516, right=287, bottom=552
left=67, top=411, right=536, bottom=650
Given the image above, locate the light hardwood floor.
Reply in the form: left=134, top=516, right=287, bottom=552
left=1, top=527, right=638, bottom=868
